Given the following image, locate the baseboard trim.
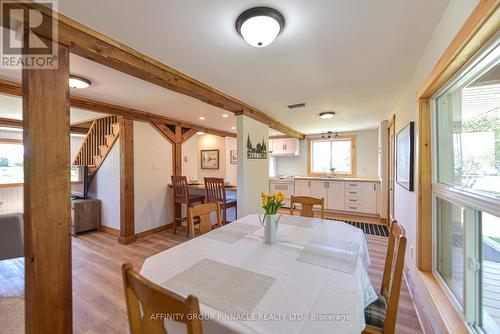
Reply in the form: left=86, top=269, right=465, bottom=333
left=135, top=224, right=172, bottom=240
left=100, top=225, right=119, bottom=236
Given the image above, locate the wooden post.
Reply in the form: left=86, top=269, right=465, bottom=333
left=174, top=125, right=182, bottom=176
left=22, top=44, right=72, bottom=333
left=119, top=117, right=135, bottom=244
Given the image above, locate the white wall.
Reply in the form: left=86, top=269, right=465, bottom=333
left=181, top=135, right=199, bottom=182
left=70, top=135, right=85, bottom=162
left=133, top=122, right=173, bottom=233
left=225, top=137, right=237, bottom=186
left=182, top=134, right=237, bottom=185
left=237, top=115, right=269, bottom=216
left=378, top=121, right=388, bottom=219
left=0, top=186, right=23, bottom=214
left=88, top=141, right=121, bottom=229
left=275, top=129, right=380, bottom=178
left=389, top=0, right=479, bottom=331
left=391, top=0, right=479, bottom=269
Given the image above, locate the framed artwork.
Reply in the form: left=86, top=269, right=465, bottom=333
left=246, top=134, right=268, bottom=159
left=230, top=150, right=237, bottom=164
left=200, top=149, right=219, bottom=170
left=396, top=122, right=415, bottom=191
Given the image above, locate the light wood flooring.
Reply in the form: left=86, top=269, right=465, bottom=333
left=0, top=216, right=422, bottom=333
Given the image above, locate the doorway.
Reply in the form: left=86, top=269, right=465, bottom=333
left=387, top=115, right=396, bottom=222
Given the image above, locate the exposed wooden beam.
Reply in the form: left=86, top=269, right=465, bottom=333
left=0, top=117, right=89, bottom=134
left=174, top=125, right=182, bottom=176
left=1, top=2, right=304, bottom=139
left=119, top=117, right=135, bottom=244
left=0, top=79, right=236, bottom=138
left=151, top=122, right=183, bottom=176
left=181, top=128, right=197, bottom=143
left=23, top=42, right=72, bottom=333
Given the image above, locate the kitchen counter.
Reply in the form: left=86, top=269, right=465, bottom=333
left=293, top=176, right=380, bottom=183
left=270, top=176, right=380, bottom=183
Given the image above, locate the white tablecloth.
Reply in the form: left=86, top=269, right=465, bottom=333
left=140, top=214, right=377, bottom=334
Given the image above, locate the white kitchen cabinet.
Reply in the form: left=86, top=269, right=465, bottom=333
left=294, top=179, right=311, bottom=197
left=269, top=138, right=300, bottom=156
left=327, top=181, right=345, bottom=211
left=310, top=180, right=328, bottom=201
left=362, top=182, right=379, bottom=214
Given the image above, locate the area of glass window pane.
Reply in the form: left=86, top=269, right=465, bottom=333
left=311, top=141, right=331, bottom=173
left=481, top=211, right=500, bottom=332
left=436, top=197, right=464, bottom=305
left=0, top=143, right=23, bottom=184
left=435, top=58, right=500, bottom=200
left=331, top=140, right=352, bottom=173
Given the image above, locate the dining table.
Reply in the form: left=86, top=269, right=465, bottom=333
left=140, top=214, right=377, bottom=334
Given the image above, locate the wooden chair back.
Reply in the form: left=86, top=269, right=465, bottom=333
left=171, top=176, right=189, bottom=203
left=187, top=203, right=222, bottom=238
left=121, top=263, right=203, bottom=334
left=289, top=195, right=325, bottom=219
left=204, top=177, right=226, bottom=203
left=380, top=220, right=407, bottom=333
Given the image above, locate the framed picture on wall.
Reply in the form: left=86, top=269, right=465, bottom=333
left=230, top=150, right=237, bottom=164
left=396, top=121, right=415, bottom=191
left=201, top=149, right=219, bottom=170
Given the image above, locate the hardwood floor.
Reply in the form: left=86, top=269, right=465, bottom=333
left=0, top=220, right=422, bottom=333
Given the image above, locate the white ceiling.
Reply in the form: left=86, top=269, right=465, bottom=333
left=0, top=93, right=104, bottom=125
left=1, top=0, right=450, bottom=135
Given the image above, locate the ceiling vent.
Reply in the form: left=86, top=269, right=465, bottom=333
left=287, top=103, right=306, bottom=109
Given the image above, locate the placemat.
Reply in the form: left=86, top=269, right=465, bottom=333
left=163, top=259, right=275, bottom=314
left=297, top=238, right=360, bottom=274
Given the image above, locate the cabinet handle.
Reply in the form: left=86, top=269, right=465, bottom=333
left=349, top=191, right=357, bottom=194
left=373, top=184, right=376, bottom=191
left=349, top=184, right=356, bottom=187
left=308, top=181, right=311, bottom=187
left=349, top=206, right=357, bottom=210
left=349, top=199, right=356, bottom=202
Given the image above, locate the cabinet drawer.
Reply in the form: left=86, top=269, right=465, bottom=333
left=345, top=204, right=362, bottom=212
left=345, top=189, right=361, bottom=197
left=345, top=182, right=362, bottom=190
left=345, top=197, right=361, bottom=205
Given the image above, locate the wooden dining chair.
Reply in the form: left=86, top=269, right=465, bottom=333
left=187, top=203, right=222, bottom=239
left=363, top=221, right=407, bottom=334
left=122, top=263, right=203, bottom=334
left=289, top=195, right=325, bottom=219
left=171, top=176, right=205, bottom=237
left=204, top=177, right=237, bottom=224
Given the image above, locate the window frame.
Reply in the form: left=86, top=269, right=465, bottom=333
left=307, top=135, right=357, bottom=177
left=430, top=36, right=500, bottom=332
left=0, top=138, right=24, bottom=187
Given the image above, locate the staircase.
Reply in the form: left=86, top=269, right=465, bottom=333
left=73, top=115, right=120, bottom=179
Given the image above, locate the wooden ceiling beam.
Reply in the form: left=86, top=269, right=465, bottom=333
left=181, top=129, right=197, bottom=143
left=0, top=79, right=236, bottom=138
left=0, top=117, right=89, bottom=134
left=0, top=2, right=304, bottom=139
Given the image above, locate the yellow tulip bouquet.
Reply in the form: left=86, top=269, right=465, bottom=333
left=261, top=192, right=285, bottom=214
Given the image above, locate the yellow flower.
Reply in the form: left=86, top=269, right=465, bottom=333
left=262, top=197, right=268, bottom=206
left=261, top=192, right=266, bottom=198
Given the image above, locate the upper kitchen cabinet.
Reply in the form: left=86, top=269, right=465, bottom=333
left=269, top=138, right=300, bottom=156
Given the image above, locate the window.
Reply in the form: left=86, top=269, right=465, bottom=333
left=309, top=137, right=355, bottom=176
left=433, top=39, right=500, bottom=333
left=0, top=142, right=24, bottom=184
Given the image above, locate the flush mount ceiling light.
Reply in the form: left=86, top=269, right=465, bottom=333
left=222, top=114, right=229, bottom=118
left=236, top=7, right=285, bottom=48
left=69, top=75, right=91, bottom=89
left=199, top=116, right=205, bottom=120
left=196, top=131, right=205, bottom=135
left=319, top=111, right=335, bottom=119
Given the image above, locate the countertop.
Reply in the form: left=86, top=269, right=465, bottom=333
left=270, top=176, right=381, bottom=183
